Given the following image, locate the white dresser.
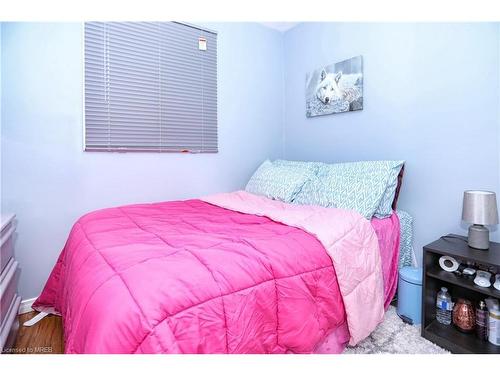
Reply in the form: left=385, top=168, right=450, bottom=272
left=0, top=214, right=21, bottom=353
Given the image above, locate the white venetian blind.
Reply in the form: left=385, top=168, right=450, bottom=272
left=84, top=22, right=218, bottom=152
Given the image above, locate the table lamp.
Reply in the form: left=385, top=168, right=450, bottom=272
left=462, top=190, right=498, bottom=250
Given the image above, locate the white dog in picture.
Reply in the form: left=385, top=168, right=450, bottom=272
left=315, top=69, right=362, bottom=105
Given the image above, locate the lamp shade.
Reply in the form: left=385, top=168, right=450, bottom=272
left=462, top=190, right=499, bottom=225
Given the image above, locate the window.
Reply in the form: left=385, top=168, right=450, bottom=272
left=84, top=22, right=217, bottom=153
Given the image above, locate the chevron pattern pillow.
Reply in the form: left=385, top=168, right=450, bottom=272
left=397, top=210, right=414, bottom=268
left=272, top=159, right=324, bottom=174
left=245, top=160, right=316, bottom=202
left=294, top=160, right=404, bottom=219
left=374, top=161, right=405, bottom=218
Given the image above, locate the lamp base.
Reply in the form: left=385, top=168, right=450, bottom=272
left=468, top=224, right=490, bottom=250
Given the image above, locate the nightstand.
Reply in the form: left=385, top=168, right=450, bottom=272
left=421, top=235, right=500, bottom=354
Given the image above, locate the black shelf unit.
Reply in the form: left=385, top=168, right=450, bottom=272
left=422, top=235, right=500, bottom=354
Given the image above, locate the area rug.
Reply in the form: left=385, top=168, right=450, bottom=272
left=344, top=306, right=449, bottom=354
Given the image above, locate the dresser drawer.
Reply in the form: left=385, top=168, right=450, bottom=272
left=0, top=294, right=21, bottom=353
left=0, top=259, right=20, bottom=329
left=0, top=214, right=16, bottom=274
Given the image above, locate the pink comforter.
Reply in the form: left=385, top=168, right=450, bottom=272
left=34, top=191, right=387, bottom=353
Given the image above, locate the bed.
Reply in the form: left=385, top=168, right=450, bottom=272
left=33, top=160, right=407, bottom=354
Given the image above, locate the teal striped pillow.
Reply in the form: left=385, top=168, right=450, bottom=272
left=245, top=160, right=316, bottom=202
left=272, top=159, right=324, bottom=174
left=375, top=161, right=404, bottom=218
left=294, top=160, right=404, bottom=219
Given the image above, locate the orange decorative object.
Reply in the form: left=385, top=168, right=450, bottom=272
left=453, top=299, right=476, bottom=333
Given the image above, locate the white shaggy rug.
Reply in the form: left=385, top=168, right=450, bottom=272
left=344, top=306, right=449, bottom=354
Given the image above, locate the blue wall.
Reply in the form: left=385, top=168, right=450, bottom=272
left=0, top=23, right=2, bottom=141
left=283, top=23, right=500, bottom=260
left=0, top=22, right=285, bottom=298
left=2, top=22, right=500, bottom=299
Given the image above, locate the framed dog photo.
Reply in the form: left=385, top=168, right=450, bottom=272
left=306, top=55, right=363, bottom=118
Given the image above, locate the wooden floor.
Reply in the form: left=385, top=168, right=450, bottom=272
left=12, top=312, right=64, bottom=354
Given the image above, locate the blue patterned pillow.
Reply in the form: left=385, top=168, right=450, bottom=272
left=272, top=159, right=323, bottom=174
left=245, top=160, right=315, bottom=202
left=397, top=210, right=415, bottom=268
left=374, top=161, right=404, bottom=218
left=294, top=160, right=404, bottom=219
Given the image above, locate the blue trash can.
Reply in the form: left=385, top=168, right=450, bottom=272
left=397, top=266, right=423, bottom=325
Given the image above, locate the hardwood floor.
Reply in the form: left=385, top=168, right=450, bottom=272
left=11, top=312, right=64, bottom=354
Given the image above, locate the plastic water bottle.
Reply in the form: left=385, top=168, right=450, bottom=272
left=436, top=287, right=452, bottom=325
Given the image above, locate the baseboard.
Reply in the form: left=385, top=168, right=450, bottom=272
left=18, top=297, right=37, bottom=315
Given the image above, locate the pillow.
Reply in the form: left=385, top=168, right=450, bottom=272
left=293, top=160, right=404, bottom=219
left=245, top=160, right=315, bottom=202
left=292, top=173, right=328, bottom=205
left=374, top=161, right=405, bottom=218
left=272, top=159, right=323, bottom=174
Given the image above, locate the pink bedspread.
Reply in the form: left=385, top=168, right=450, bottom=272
left=315, top=212, right=400, bottom=353
left=372, top=213, right=401, bottom=309
left=33, top=191, right=396, bottom=354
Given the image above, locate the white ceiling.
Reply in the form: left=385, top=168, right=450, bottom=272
left=260, top=22, right=300, bottom=32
